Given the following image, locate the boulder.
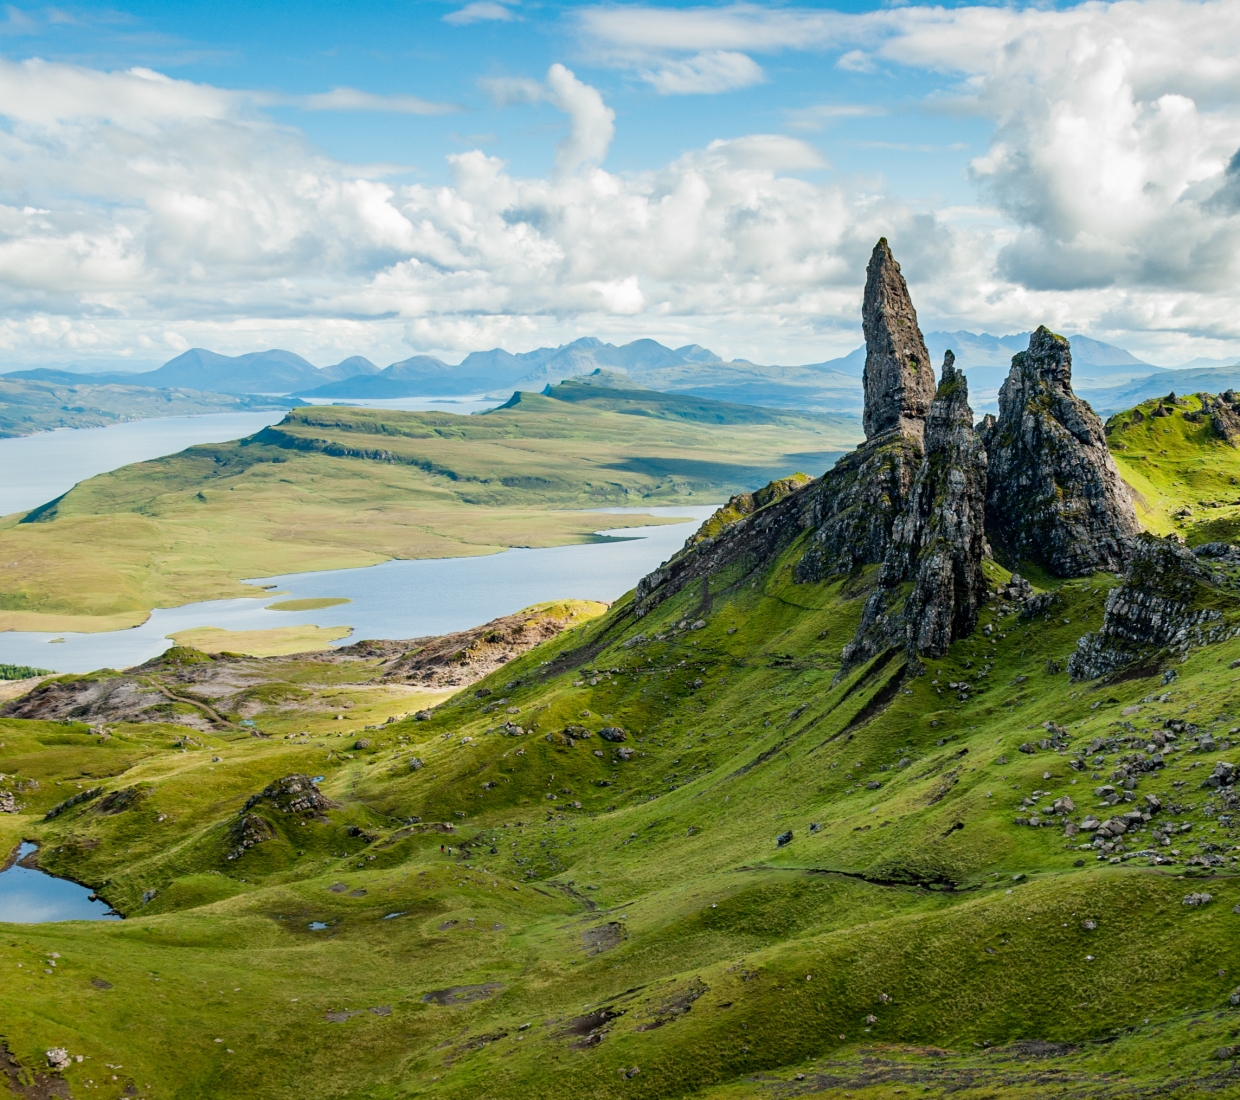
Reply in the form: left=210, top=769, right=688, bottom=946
left=45, top=1048, right=70, bottom=1070
left=982, top=327, right=1140, bottom=576
left=598, top=727, right=627, bottom=743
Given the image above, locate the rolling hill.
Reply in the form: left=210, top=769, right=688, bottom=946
left=0, top=387, right=856, bottom=633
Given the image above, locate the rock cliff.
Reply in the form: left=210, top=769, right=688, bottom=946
left=842, top=352, right=989, bottom=667
left=861, top=238, right=937, bottom=443
left=1068, top=534, right=1240, bottom=680
left=983, top=326, right=1140, bottom=576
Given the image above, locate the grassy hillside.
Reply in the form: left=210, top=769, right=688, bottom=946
left=1107, top=391, right=1240, bottom=542
left=0, top=396, right=856, bottom=633
left=4, top=399, right=1240, bottom=1098
left=0, top=376, right=294, bottom=437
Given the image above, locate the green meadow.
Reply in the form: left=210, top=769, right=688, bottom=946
left=0, top=385, right=855, bottom=634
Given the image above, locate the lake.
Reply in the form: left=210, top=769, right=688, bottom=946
left=0, top=842, right=121, bottom=922
left=0, top=507, right=716, bottom=673
left=0, top=397, right=504, bottom=518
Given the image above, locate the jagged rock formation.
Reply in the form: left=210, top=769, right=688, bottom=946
left=635, top=239, right=986, bottom=667
left=861, top=239, right=937, bottom=443
left=983, top=326, right=1140, bottom=576
left=1068, top=534, right=1240, bottom=680
left=793, top=434, right=922, bottom=584
left=1204, top=390, right=1240, bottom=445
left=843, top=352, right=989, bottom=667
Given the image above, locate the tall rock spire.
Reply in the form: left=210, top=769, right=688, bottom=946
left=982, top=326, right=1140, bottom=577
left=842, top=351, right=989, bottom=668
left=861, top=238, right=937, bottom=442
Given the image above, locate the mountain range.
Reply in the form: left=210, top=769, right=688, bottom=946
left=2, top=335, right=1237, bottom=417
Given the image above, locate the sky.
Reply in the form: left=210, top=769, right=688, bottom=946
left=0, top=0, right=1239, bottom=370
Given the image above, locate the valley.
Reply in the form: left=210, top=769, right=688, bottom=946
left=4, top=245, right=1240, bottom=1100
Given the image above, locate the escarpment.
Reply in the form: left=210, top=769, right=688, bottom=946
left=982, top=326, right=1140, bottom=576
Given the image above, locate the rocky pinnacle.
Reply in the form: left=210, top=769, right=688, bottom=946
left=843, top=351, right=988, bottom=667
left=862, top=238, right=937, bottom=442
left=983, top=326, right=1140, bottom=577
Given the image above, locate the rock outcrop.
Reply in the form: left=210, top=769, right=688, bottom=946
left=1068, top=534, right=1240, bottom=680
left=243, top=774, right=332, bottom=817
left=983, top=326, right=1140, bottom=576
left=861, top=238, right=937, bottom=443
left=843, top=352, right=989, bottom=666
left=1204, top=390, right=1240, bottom=445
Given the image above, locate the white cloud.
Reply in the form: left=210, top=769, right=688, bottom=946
left=0, top=6, right=1239, bottom=368
left=483, top=64, right=615, bottom=174
left=641, top=51, right=765, bottom=95
left=785, top=103, right=885, bottom=132
left=444, top=1, right=515, bottom=27
left=297, top=87, right=460, bottom=116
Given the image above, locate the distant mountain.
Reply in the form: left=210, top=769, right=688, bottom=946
left=1173, top=356, right=1240, bottom=371
left=821, top=331, right=1154, bottom=376
left=6, top=349, right=378, bottom=396
left=297, top=339, right=731, bottom=399
left=1088, top=366, right=1240, bottom=414
left=319, top=356, right=379, bottom=381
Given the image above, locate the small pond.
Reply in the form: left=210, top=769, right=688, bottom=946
left=0, top=842, right=122, bottom=923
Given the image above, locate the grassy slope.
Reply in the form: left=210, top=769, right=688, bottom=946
left=1108, top=392, right=1240, bottom=544
left=0, top=396, right=856, bottom=633
left=6, top=402, right=1240, bottom=1098
left=0, top=377, right=293, bottom=437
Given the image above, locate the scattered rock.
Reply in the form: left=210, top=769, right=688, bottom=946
left=243, top=774, right=331, bottom=817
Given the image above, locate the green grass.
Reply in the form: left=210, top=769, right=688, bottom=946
left=0, top=663, right=51, bottom=680
left=0, top=397, right=856, bottom=633
left=6, top=397, right=1240, bottom=1097
left=1107, top=392, right=1240, bottom=542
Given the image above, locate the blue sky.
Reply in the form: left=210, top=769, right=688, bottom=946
left=0, top=0, right=1237, bottom=369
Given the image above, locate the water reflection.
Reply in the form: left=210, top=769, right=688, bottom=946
left=0, top=842, right=121, bottom=923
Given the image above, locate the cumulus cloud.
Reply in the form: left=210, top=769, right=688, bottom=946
left=484, top=64, right=615, bottom=174
left=2, top=4, right=1240, bottom=367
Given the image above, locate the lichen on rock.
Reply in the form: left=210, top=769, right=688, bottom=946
left=983, top=326, right=1140, bottom=577
left=842, top=351, right=989, bottom=667
left=1068, top=533, right=1240, bottom=680
left=861, top=238, right=937, bottom=443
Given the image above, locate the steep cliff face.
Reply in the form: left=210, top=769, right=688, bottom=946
left=843, top=352, right=989, bottom=667
left=983, top=326, right=1140, bottom=577
left=1069, top=534, right=1240, bottom=680
left=793, top=434, right=921, bottom=584
left=862, top=239, right=937, bottom=443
